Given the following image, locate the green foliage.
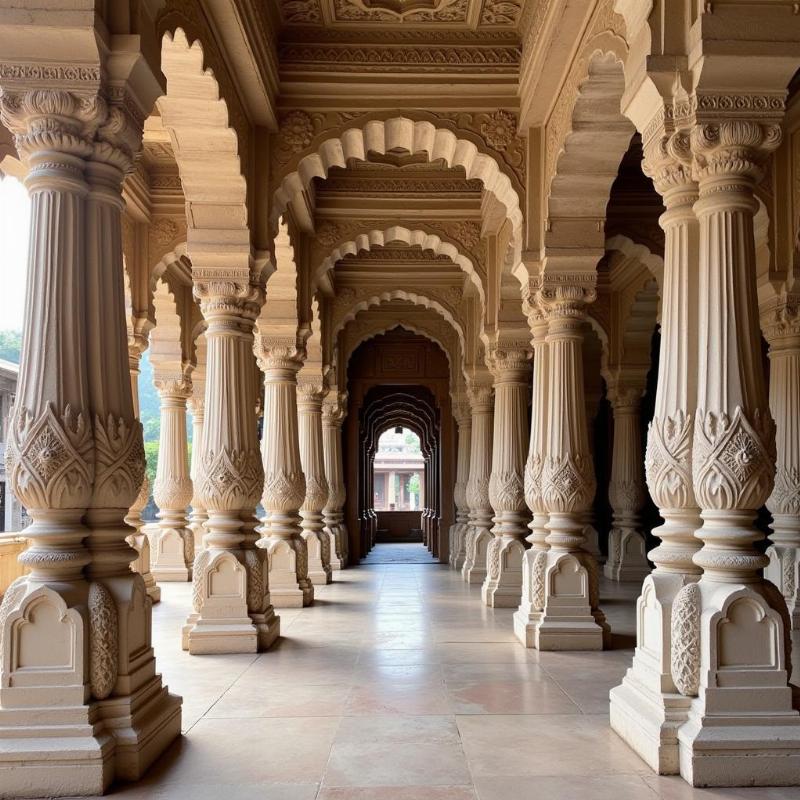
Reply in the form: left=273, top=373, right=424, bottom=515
left=406, top=472, right=421, bottom=496
left=0, top=329, right=22, bottom=363
left=143, top=440, right=159, bottom=485
left=403, top=430, right=421, bottom=454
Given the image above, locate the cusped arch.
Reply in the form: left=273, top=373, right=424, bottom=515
left=314, top=224, right=486, bottom=307
left=547, top=49, right=634, bottom=226
left=150, top=278, right=186, bottom=378
left=157, top=27, right=248, bottom=233
left=273, top=116, right=523, bottom=255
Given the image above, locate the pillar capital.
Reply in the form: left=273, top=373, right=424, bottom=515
left=153, top=373, right=192, bottom=402
left=321, top=392, right=347, bottom=427
left=467, top=382, right=494, bottom=413
left=537, top=273, right=597, bottom=324
left=296, top=377, right=328, bottom=406
left=255, top=334, right=306, bottom=372
left=193, top=277, right=262, bottom=326
left=488, top=343, right=531, bottom=383
left=761, top=295, right=800, bottom=347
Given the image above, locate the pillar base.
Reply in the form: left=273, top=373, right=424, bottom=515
left=481, top=537, right=525, bottom=607
left=766, top=544, right=800, bottom=630
left=302, top=531, right=332, bottom=585
left=250, top=610, right=281, bottom=650
left=462, top=528, right=491, bottom=584
left=270, top=587, right=309, bottom=608
left=151, top=565, right=190, bottom=582
left=605, top=530, right=650, bottom=582
left=261, top=536, right=315, bottom=607
left=533, top=618, right=605, bottom=650
left=513, top=606, right=541, bottom=648
left=182, top=614, right=258, bottom=655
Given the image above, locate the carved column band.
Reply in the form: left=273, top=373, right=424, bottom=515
left=449, top=395, right=472, bottom=571
left=322, top=394, right=348, bottom=570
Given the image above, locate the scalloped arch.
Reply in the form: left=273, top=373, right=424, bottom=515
left=157, top=27, right=248, bottom=232
left=273, top=116, right=523, bottom=255
left=314, top=224, right=486, bottom=308
left=150, top=278, right=185, bottom=375
left=605, top=234, right=664, bottom=288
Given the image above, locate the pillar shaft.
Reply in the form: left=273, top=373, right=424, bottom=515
left=322, top=394, right=348, bottom=570
left=188, top=389, right=208, bottom=554
left=461, top=383, right=494, bottom=584
left=763, top=299, right=800, bottom=628
left=297, top=379, right=332, bottom=586
left=449, top=396, right=472, bottom=570
left=515, top=313, right=550, bottom=645
left=255, top=344, right=312, bottom=607
left=605, top=387, right=649, bottom=582
left=183, top=280, right=278, bottom=654
left=125, top=340, right=160, bottom=603
left=482, top=347, right=531, bottom=607
left=676, top=118, right=800, bottom=787
left=534, top=280, right=608, bottom=650
left=150, top=376, right=193, bottom=581
left=0, top=84, right=179, bottom=796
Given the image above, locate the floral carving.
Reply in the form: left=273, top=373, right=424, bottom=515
left=489, top=470, right=525, bottom=512
left=487, top=538, right=501, bottom=579
left=480, top=0, right=523, bottom=25
left=6, top=405, right=94, bottom=510
left=279, top=110, right=314, bottom=154
left=244, top=549, right=266, bottom=614
left=200, top=447, right=263, bottom=510
left=693, top=407, right=774, bottom=511
left=88, top=581, right=118, bottom=700
left=480, top=109, right=517, bottom=151
left=316, top=220, right=341, bottom=248
left=645, top=412, right=695, bottom=511
left=92, top=414, right=145, bottom=509
left=192, top=550, right=211, bottom=611
left=262, top=469, right=306, bottom=512
left=150, top=217, right=180, bottom=247
left=671, top=582, right=701, bottom=696
left=542, top=454, right=595, bottom=512
left=531, top=550, right=548, bottom=611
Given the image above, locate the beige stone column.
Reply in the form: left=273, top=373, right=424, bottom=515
left=297, top=378, right=333, bottom=585
left=482, top=346, right=531, bottom=607
left=150, top=374, right=193, bottom=581
left=461, top=382, right=494, bottom=584
left=515, top=312, right=550, bottom=645
left=675, top=118, right=800, bottom=786
left=183, top=278, right=278, bottom=654
left=763, top=297, right=800, bottom=629
left=604, top=385, right=650, bottom=582
left=322, top=393, right=348, bottom=570
left=0, top=83, right=179, bottom=795
left=255, top=341, right=313, bottom=607
left=533, top=279, right=609, bottom=650
left=610, top=133, right=702, bottom=774
left=125, top=336, right=160, bottom=602
left=188, top=380, right=208, bottom=554
left=449, top=395, right=472, bottom=570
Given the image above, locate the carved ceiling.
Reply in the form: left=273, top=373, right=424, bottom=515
left=278, top=0, right=524, bottom=28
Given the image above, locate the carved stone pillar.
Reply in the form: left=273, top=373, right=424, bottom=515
left=254, top=341, right=313, bottom=607
left=482, top=346, right=531, bottom=607
left=610, top=132, right=702, bottom=774
left=322, top=394, right=348, bottom=570
left=581, top=387, right=603, bottom=562
left=604, top=385, right=650, bottom=582
left=125, top=337, right=159, bottom=603
left=515, top=312, right=550, bottom=645
left=188, top=387, right=208, bottom=555
left=449, top=395, right=472, bottom=570
left=763, top=297, right=800, bottom=629
left=533, top=279, right=608, bottom=650
left=675, top=117, right=800, bottom=786
left=150, top=375, right=193, bottom=581
left=461, top=383, right=494, bottom=584
left=183, top=279, right=278, bottom=654
left=0, top=83, right=179, bottom=796
left=297, top=378, right=332, bottom=585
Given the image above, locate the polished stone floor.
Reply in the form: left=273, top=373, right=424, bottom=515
left=92, top=545, right=800, bottom=800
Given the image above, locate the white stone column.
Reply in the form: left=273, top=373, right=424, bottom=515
left=150, top=374, right=193, bottom=581
left=188, top=384, right=208, bottom=554
left=763, top=297, right=800, bottom=629
left=297, top=378, right=332, bottom=585
left=675, top=118, right=800, bottom=786
left=533, top=279, right=609, bottom=650
left=515, top=312, right=550, bottom=645
left=610, top=133, right=702, bottom=774
left=125, top=337, right=160, bottom=603
left=482, top=346, right=531, bottom=607
left=254, top=342, right=313, bottom=607
left=322, top=393, right=348, bottom=570
left=0, top=84, right=180, bottom=796
left=183, top=278, right=278, bottom=654
left=449, top=395, right=472, bottom=570
left=604, top=385, right=650, bottom=582
left=461, top=383, right=494, bottom=584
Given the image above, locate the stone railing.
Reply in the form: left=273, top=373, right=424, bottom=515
left=0, top=532, right=27, bottom=598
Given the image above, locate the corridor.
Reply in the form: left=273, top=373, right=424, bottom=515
left=98, top=552, right=790, bottom=800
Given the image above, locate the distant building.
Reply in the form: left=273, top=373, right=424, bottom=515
left=0, top=358, right=26, bottom=532
left=373, top=428, right=425, bottom=511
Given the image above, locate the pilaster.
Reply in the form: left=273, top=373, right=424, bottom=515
left=461, top=382, right=494, bottom=585
left=254, top=338, right=313, bottom=607
left=449, top=394, right=472, bottom=570
left=532, top=275, right=609, bottom=650
left=762, top=296, right=800, bottom=630
left=150, top=374, right=193, bottom=581
left=604, top=384, right=650, bottom=582
left=322, top=392, right=348, bottom=570
left=482, top=345, right=531, bottom=607
left=297, top=377, right=333, bottom=586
